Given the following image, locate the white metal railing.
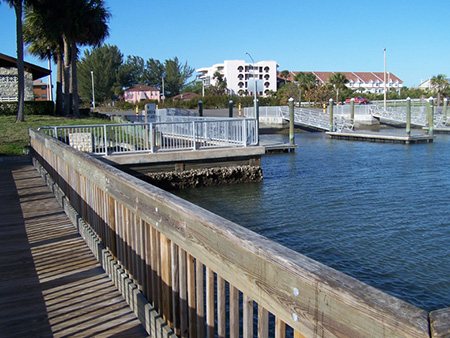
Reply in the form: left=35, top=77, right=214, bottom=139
left=38, top=119, right=257, bottom=156
left=280, top=106, right=331, bottom=131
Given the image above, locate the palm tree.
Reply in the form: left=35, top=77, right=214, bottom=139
left=280, top=70, right=290, bottom=84
left=328, top=72, right=348, bottom=104
left=2, top=0, right=26, bottom=122
left=24, top=0, right=110, bottom=117
left=294, top=72, right=317, bottom=106
left=430, top=74, right=449, bottom=107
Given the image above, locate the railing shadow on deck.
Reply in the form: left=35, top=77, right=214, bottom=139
left=29, top=128, right=449, bottom=338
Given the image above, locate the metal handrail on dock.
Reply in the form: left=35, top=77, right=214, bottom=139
left=38, top=118, right=258, bottom=156
left=27, top=127, right=448, bottom=338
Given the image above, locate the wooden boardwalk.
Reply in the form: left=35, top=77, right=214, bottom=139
left=0, top=161, right=149, bottom=338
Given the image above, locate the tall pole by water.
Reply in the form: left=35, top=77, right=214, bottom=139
left=90, top=71, right=95, bottom=109
left=443, top=98, right=448, bottom=124
left=429, top=97, right=434, bottom=136
left=289, top=97, right=295, bottom=145
left=406, top=97, right=411, bottom=137
left=350, top=98, right=355, bottom=124
left=329, top=98, right=334, bottom=132
left=383, top=47, right=387, bottom=112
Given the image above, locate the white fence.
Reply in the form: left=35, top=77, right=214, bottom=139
left=38, top=118, right=258, bottom=156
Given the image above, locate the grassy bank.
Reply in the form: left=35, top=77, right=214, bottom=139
left=0, top=115, right=114, bottom=156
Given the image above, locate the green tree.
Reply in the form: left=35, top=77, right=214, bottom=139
left=143, top=58, right=164, bottom=89
left=328, top=72, right=348, bottom=103
left=206, top=71, right=227, bottom=95
left=77, top=45, right=123, bottom=103
left=181, top=80, right=202, bottom=95
left=430, top=74, right=449, bottom=106
left=163, top=57, right=194, bottom=97
left=124, top=55, right=145, bottom=86
left=294, top=72, right=317, bottom=106
left=2, top=0, right=26, bottom=122
left=280, top=70, right=290, bottom=84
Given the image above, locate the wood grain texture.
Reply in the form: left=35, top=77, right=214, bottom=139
left=0, top=163, right=148, bottom=337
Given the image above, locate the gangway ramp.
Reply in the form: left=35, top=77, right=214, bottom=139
left=279, top=106, right=330, bottom=132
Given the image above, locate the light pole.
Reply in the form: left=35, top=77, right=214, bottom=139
left=383, top=47, right=387, bottom=112
left=245, top=51, right=259, bottom=145
left=245, top=52, right=257, bottom=117
left=90, top=71, right=95, bottom=109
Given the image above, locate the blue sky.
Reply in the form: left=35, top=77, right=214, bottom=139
left=1, top=0, right=449, bottom=87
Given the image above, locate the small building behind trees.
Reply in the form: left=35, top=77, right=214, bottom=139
left=0, top=53, right=50, bottom=102
left=123, top=85, right=160, bottom=103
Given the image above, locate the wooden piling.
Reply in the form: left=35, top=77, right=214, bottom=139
left=289, top=97, right=295, bottom=145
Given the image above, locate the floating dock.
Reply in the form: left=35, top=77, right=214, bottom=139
left=326, top=131, right=435, bottom=144
left=259, top=140, right=298, bottom=153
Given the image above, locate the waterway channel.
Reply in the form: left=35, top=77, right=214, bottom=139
left=175, top=132, right=450, bottom=312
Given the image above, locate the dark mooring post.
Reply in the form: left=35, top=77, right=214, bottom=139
left=289, top=97, right=295, bottom=145
left=229, top=100, right=233, bottom=118
left=329, top=98, right=334, bottom=131
left=406, top=97, right=411, bottom=136
left=198, top=100, right=203, bottom=117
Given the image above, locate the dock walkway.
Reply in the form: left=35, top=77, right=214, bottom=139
left=0, top=161, right=148, bottom=337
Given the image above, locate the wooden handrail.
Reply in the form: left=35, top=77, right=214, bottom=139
left=29, top=128, right=440, bottom=338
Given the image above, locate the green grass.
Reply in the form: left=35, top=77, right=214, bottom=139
left=0, top=114, right=115, bottom=156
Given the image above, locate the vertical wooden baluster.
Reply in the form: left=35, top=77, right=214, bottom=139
left=275, top=317, right=286, bottom=338
left=258, top=305, right=268, bottom=338
left=196, top=260, right=205, bottom=338
left=217, top=276, right=226, bottom=338
left=229, top=285, right=239, bottom=338
left=206, top=267, right=214, bottom=338
left=179, top=248, right=188, bottom=338
left=187, top=254, right=196, bottom=338
left=243, top=295, right=253, bottom=338
left=160, top=233, right=172, bottom=327
left=171, top=241, right=180, bottom=335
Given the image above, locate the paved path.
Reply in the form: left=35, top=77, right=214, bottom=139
left=0, top=161, right=148, bottom=337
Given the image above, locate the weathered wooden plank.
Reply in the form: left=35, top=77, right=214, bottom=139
left=196, top=260, right=205, bottom=338
left=206, top=267, right=215, bottom=338
left=187, top=253, right=196, bottom=338
left=275, top=317, right=286, bottom=338
left=178, top=248, right=188, bottom=338
left=430, top=307, right=450, bottom=338
left=217, top=276, right=226, bottom=338
left=243, top=295, right=253, bottom=338
left=258, top=305, right=269, bottom=338
left=171, top=241, right=180, bottom=335
left=229, top=285, right=239, bottom=338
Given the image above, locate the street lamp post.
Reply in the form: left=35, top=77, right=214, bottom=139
left=90, top=71, right=95, bottom=109
left=245, top=51, right=259, bottom=145
left=383, top=47, right=387, bottom=112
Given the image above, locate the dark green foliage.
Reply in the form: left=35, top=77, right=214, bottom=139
left=0, top=101, right=54, bottom=116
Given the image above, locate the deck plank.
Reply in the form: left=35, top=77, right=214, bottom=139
left=0, top=162, right=149, bottom=338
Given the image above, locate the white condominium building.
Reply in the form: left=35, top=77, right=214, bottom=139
left=196, top=60, right=278, bottom=97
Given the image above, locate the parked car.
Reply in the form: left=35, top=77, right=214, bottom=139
left=345, top=96, right=370, bottom=104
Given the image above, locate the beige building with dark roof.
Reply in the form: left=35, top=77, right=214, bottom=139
left=278, top=71, right=403, bottom=94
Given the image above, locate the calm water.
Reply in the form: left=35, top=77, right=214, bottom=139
left=175, top=132, right=450, bottom=312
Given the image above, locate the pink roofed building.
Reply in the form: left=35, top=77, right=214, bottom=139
left=123, top=85, right=160, bottom=103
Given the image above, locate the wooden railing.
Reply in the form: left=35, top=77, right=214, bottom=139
left=29, top=128, right=448, bottom=338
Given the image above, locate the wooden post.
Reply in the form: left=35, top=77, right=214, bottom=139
left=350, top=98, right=355, bottom=124
left=289, top=97, right=295, bottom=145
left=429, top=97, right=434, bottom=136
left=406, top=97, right=411, bottom=136
left=329, top=98, right=334, bottom=131
left=239, top=102, right=242, bottom=117
left=443, top=97, right=448, bottom=125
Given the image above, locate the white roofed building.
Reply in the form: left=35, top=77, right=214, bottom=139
left=196, top=60, right=278, bottom=97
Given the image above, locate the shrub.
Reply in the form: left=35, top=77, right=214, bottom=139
left=0, top=101, right=55, bottom=116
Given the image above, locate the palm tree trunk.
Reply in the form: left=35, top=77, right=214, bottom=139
left=56, top=51, right=64, bottom=115
left=70, top=42, right=80, bottom=118
left=14, top=0, right=25, bottom=122
left=63, top=34, right=71, bottom=116
left=336, top=88, right=340, bottom=104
